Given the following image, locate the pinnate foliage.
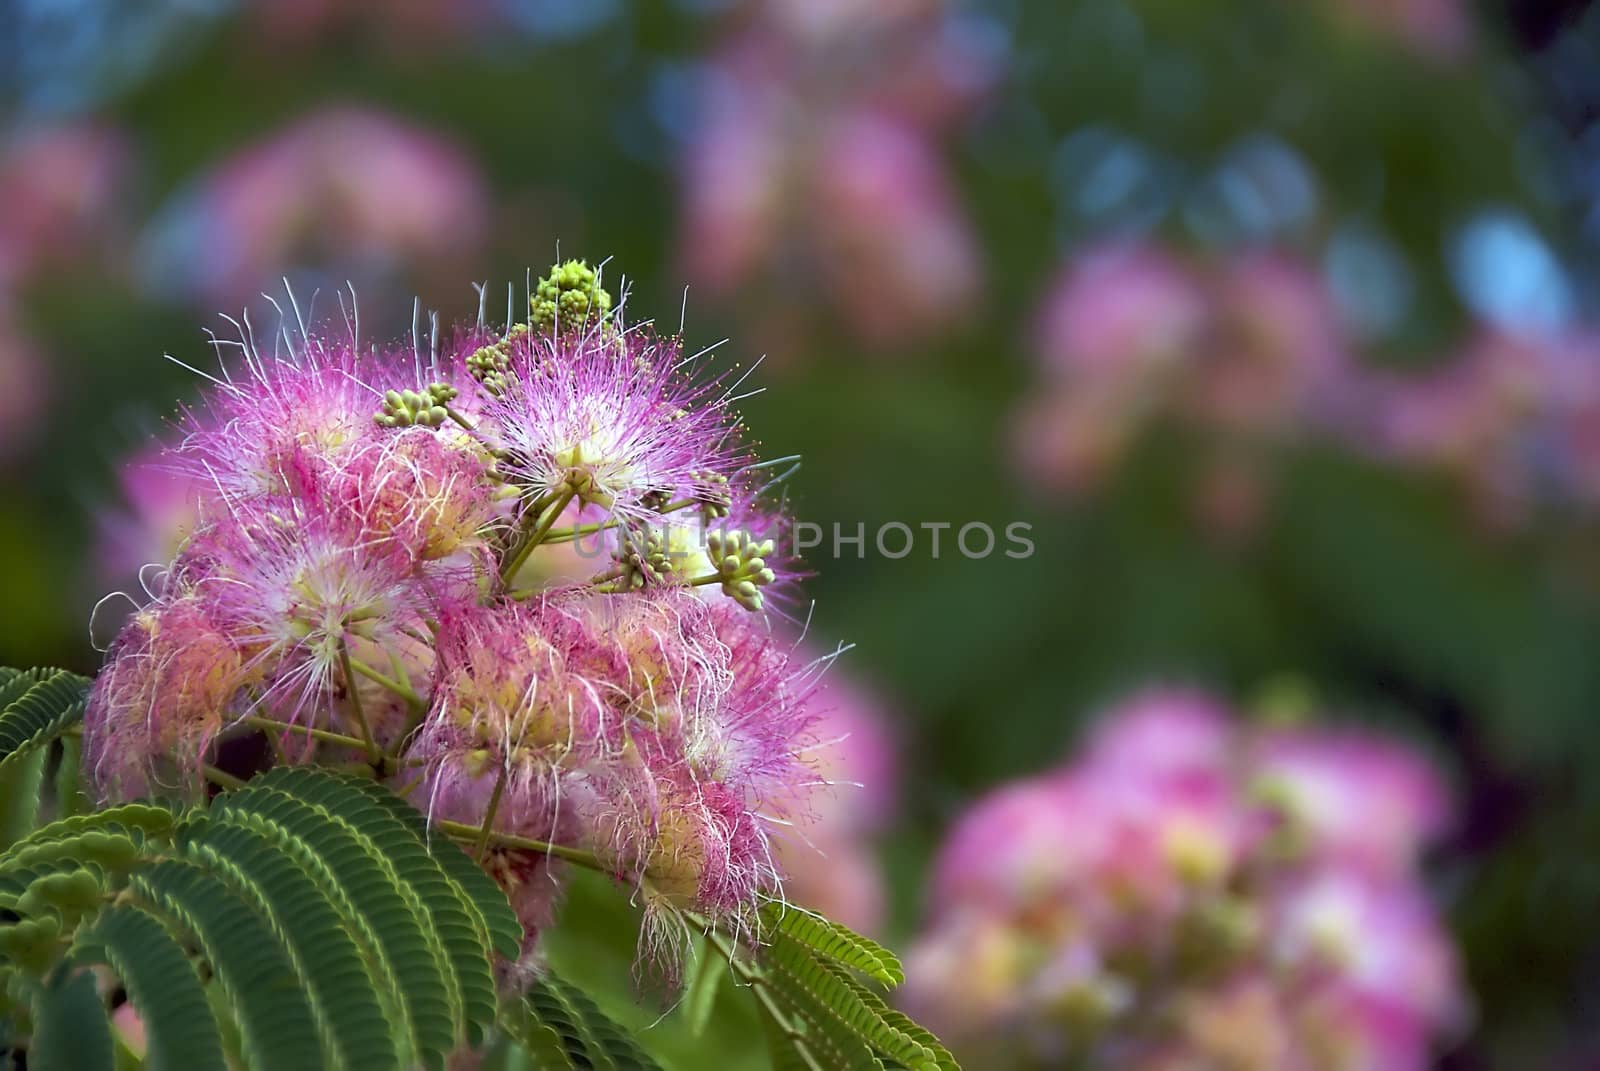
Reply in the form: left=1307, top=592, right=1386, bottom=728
left=0, top=664, right=957, bottom=1069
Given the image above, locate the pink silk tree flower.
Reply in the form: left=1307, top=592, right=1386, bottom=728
left=903, top=688, right=1464, bottom=1069
left=155, top=108, right=487, bottom=306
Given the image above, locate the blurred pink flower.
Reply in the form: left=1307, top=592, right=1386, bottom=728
left=1253, top=726, right=1451, bottom=878
left=1035, top=244, right=1206, bottom=382
left=158, top=107, right=487, bottom=305
left=1015, top=244, right=1353, bottom=520
left=776, top=671, right=900, bottom=934
left=1320, top=0, right=1471, bottom=61
left=676, top=1, right=989, bottom=352
left=0, top=123, right=131, bottom=285
left=95, top=443, right=207, bottom=586
left=903, top=688, right=1465, bottom=1069
left=812, top=112, right=981, bottom=346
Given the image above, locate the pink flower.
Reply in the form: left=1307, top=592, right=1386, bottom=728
left=1253, top=727, right=1451, bottom=877
left=1035, top=244, right=1207, bottom=382
left=0, top=123, right=130, bottom=284
left=903, top=689, right=1464, bottom=1067
left=480, top=321, right=752, bottom=529
left=84, top=596, right=252, bottom=800
left=812, top=112, right=982, bottom=346
left=158, top=108, right=486, bottom=305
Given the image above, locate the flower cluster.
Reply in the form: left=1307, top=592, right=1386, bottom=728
left=144, top=107, right=487, bottom=308
left=85, top=261, right=828, bottom=953
left=677, top=0, right=991, bottom=352
left=901, top=689, right=1465, bottom=1070
left=1012, top=239, right=1600, bottom=538
left=1014, top=243, right=1351, bottom=535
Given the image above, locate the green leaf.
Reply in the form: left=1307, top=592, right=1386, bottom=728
left=71, top=902, right=227, bottom=1071
left=761, top=957, right=882, bottom=1071
left=348, top=774, right=524, bottom=959
left=183, top=815, right=398, bottom=1071
left=681, top=937, right=728, bottom=1038
left=818, top=963, right=959, bottom=1071
left=0, top=670, right=89, bottom=774
left=264, top=767, right=503, bottom=1044
left=0, top=803, right=178, bottom=868
left=0, top=746, right=47, bottom=850
left=214, top=778, right=460, bottom=1069
left=128, top=858, right=323, bottom=1071
left=760, top=903, right=904, bottom=987
left=767, top=935, right=934, bottom=1070
left=517, top=973, right=664, bottom=1071
left=31, top=966, right=114, bottom=1071
left=541, top=974, right=663, bottom=1071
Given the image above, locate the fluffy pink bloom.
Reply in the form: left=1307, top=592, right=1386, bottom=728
left=160, top=108, right=486, bottom=305
left=177, top=494, right=433, bottom=746
left=403, top=590, right=823, bottom=943
left=84, top=596, right=252, bottom=800
left=480, top=321, right=752, bottom=528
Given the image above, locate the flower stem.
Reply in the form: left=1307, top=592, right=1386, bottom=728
left=241, top=715, right=370, bottom=751
left=475, top=766, right=508, bottom=862
left=346, top=655, right=425, bottom=713
left=538, top=497, right=698, bottom=545
left=203, top=764, right=247, bottom=791
left=499, top=488, right=577, bottom=585
left=432, top=818, right=608, bottom=871
left=339, top=637, right=383, bottom=766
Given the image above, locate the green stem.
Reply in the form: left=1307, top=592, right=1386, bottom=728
left=339, top=637, right=383, bottom=766
left=433, top=818, right=608, bottom=871
left=203, top=764, right=247, bottom=791
left=538, top=497, right=698, bottom=545
left=476, top=766, right=509, bottom=863
left=242, top=716, right=370, bottom=751
left=499, top=489, right=577, bottom=584
left=700, top=924, right=817, bottom=1064
left=346, top=656, right=425, bottom=713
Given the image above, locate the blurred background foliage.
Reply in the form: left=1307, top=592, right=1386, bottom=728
left=3, top=0, right=1600, bottom=1064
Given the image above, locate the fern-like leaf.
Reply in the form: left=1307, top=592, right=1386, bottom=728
left=760, top=902, right=905, bottom=987
left=351, top=775, right=524, bottom=959
left=766, top=935, right=938, bottom=1070
left=182, top=815, right=398, bottom=1071
left=265, top=767, right=502, bottom=1045
left=71, top=902, right=228, bottom=1070
left=30, top=964, right=114, bottom=1071
left=213, top=780, right=460, bottom=1069
left=129, top=858, right=324, bottom=1071
left=0, top=669, right=89, bottom=772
